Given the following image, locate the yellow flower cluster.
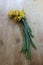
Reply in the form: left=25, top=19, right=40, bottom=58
left=8, top=10, right=25, bottom=22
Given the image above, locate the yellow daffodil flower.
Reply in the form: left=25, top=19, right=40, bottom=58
left=20, top=10, right=25, bottom=18
left=8, top=10, right=25, bottom=22
left=14, top=10, right=19, bottom=16
left=13, top=17, right=17, bottom=22
left=18, top=16, right=21, bottom=21
left=13, top=16, right=18, bottom=22
left=8, top=10, right=15, bottom=18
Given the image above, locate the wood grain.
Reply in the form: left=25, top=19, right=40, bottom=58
left=0, top=0, right=43, bottom=65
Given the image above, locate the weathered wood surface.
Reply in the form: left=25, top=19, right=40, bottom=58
left=0, top=0, right=43, bottom=65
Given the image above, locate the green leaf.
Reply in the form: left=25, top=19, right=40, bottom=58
left=29, top=33, right=34, bottom=38
left=28, top=33, right=37, bottom=49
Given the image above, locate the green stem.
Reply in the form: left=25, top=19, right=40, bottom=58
left=21, top=19, right=34, bottom=38
left=21, top=28, right=27, bottom=53
left=22, top=19, right=32, bottom=33
left=21, top=19, right=36, bottom=59
left=23, top=26, right=32, bottom=59
left=21, top=19, right=36, bottom=49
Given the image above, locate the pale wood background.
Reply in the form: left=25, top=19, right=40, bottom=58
left=0, top=0, right=43, bottom=65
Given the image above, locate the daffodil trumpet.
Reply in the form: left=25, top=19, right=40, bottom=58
left=8, top=10, right=37, bottom=59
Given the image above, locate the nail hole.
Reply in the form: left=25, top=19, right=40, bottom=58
left=16, top=38, right=21, bottom=44
left=0, top=40, right=3, bottom=46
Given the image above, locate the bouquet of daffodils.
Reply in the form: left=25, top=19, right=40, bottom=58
left=8, top=10, right=36, bottom=59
